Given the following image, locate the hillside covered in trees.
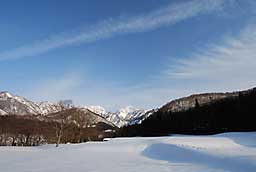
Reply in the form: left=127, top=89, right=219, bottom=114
left=0, top=108, right=116, bottom=146
left=1, top=87, right=256, bottom=146
left=118, top=88, right=256, bottom=136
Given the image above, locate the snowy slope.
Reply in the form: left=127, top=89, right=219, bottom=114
left=0, top=109, right=7, bottom=115
left=84, top=105, right=106, bottom=116
left=86, top=105, right=154, bottom=127
left=35, top=100, right=73, bottom=115
left=0, top=91, right=72, bottom=115
left=104, top=106, right=147, bottom=127
left=0, top=132, right=255, bottom=172
left=0, top=91, right=42, bottom=115
left=36, top=101, right=63, bottom=115
left=0, top=91, right=151, bottom=126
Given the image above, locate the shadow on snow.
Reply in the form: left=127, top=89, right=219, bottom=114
left=142, top=143, right=256, bottom=172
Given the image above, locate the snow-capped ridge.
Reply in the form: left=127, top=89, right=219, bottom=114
left=0, top=91, right=72, bottom=115
left=84, top=105, right=106, bottom=117
left=85, top=105, right=152, bottom=127
left=0, top=91, right=154, bottom=127
left=0, top=91, right=13, bottom=98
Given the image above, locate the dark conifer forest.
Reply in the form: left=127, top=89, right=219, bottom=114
left=118, top=88, right=256, bottom=137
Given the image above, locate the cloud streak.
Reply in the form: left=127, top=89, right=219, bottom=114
left=164, top=21, right=256, bottom=92
left=0, top=0, right=226, bottom=61
left=24, top=21, right=256, bottom=110
left=24, top=19, right=256, bottom=110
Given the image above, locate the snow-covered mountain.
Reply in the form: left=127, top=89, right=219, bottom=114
left=0, top=91, right=72, bottom=115
left=85, top=105, right=155, bottom=127
left=0, top=91, right=154, bottom=127
left=84, top=105, right=106, bottom=117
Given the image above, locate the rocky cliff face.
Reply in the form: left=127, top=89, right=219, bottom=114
left=160, top=92, right=239, bottom=113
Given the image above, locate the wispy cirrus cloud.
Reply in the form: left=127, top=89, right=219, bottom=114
left=24, top=21, right=256, bottom=110
left=0, top=0, right=228, bottom=61
left=163, top=21, right=256, bottom=92
left=98, top=20, right=256, bottom=109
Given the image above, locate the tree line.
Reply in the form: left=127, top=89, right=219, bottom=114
left=0, top=111, right=115, bottom=146
left=118, top=88, right=256, bottom=136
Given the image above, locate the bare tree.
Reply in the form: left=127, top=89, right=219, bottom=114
left=54, top=119, right=66, bottom=147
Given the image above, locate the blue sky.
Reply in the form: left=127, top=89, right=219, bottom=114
left=1, top=0, right=256, bottom=110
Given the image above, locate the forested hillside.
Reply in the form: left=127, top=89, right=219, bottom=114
left=119, top=88, right=256, bottom=136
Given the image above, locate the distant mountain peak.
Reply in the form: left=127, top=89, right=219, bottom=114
left=0, top=91, right=153, bottom=127
left=0, top=91, right=72, bottom=116
left=84, top=105, right=106, bottom=116
left=0, top=91, right=14, bottom=98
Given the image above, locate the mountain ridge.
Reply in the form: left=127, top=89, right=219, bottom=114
left=1, top=87, right=255, bottom=128
left=118, top=87, right=256, bottom=137
left=0, top=91, right=150, bottom=127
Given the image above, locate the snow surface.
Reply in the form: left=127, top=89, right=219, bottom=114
left=1, top=132, right=256, bottom=172
left=0, top=108, right=7, bottom=115
left=84, top=105, right=106, bottom=116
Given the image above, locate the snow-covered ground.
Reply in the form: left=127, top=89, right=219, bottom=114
left=1, top=132, right=256, bottom=172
